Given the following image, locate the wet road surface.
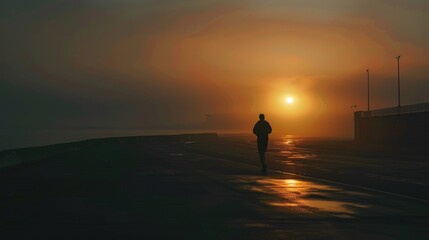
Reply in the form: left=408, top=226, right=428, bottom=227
left=1, top=135, right=429, bottom=239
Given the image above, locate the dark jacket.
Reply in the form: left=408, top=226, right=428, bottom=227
left=253, top=120, right=272, bottom=141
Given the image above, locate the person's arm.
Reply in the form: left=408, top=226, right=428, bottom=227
left=253, top=123, right=258, bottom=136
left=267, top=122, right=272, bottom=134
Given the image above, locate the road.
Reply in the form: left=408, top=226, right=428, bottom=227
left=1, top=134, right=428, bottom=239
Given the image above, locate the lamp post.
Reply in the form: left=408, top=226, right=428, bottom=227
left=366, top=69, right=370, bottom=112
left=396, top=55, right=401, bottom=111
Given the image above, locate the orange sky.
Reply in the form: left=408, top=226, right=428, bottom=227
left=1, top=0, right=429, bottom=137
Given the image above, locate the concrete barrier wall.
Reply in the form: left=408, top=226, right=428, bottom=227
left=0, top=133, right=218, bottom=169
left=354, top=111, right=429, bottom=146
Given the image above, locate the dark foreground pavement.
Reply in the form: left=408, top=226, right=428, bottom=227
left=1, top=134, right=429, bottom=239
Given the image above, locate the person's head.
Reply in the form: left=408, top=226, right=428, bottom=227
left=259, top=113, right=265, bottom=120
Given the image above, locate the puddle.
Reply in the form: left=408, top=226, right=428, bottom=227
left=300, top=200, right=352, bottom=213
left=282, top=160, right=295, bottom=165
left=279, top=135, right=300, bottom=145
left=169, top=153, right=184, bottom=156
left=237, top=176, right=371, bottom=216
left=278, top=151, right=316, bottom=159
left=272, top=136, right=318, bottom=160
left=265, top=201, right=299, bottom=207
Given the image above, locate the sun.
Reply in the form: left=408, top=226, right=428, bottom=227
left=285, top=97, right=294, bottom=104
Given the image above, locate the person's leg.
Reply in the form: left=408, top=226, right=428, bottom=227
left=258, top=141, right=268, bottom=173
left=262, top=141, right=268, bottom=173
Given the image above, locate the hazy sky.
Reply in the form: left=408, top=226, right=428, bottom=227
left=1, top=0, right=429, bottom=137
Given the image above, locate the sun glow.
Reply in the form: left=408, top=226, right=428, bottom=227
left=285, top=97, right=294, bottom=104
left=265, top=81, right=327, bottom=121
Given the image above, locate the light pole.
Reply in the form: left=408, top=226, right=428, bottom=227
left=366, top=69, right=370, bottom=112
left=396, top=55, right=401, bottom=110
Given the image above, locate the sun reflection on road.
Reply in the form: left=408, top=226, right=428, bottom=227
left=237, top=176, right=370, bottom=217
left=272, top=136, right=317, bottom=160
left=281, top=135, right=296, bottom=145
left=284, top=179, right=297, bottom=187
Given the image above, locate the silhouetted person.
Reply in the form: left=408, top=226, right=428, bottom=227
left=253, top=113, right=272, bottom=174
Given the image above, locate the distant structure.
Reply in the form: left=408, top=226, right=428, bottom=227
left=354, top=102, right=429, bottom=146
